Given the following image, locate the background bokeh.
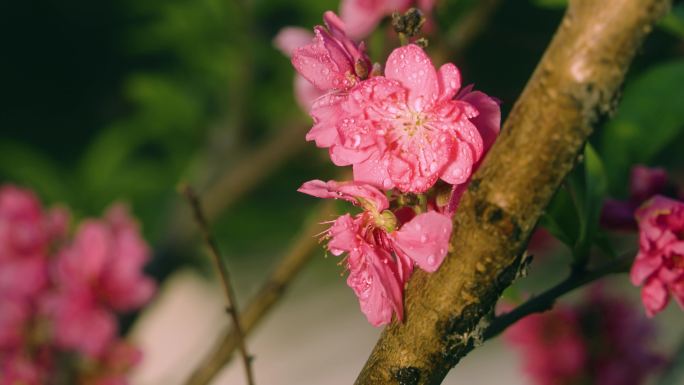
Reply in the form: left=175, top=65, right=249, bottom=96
left=1, top=0, right=684, bottom=384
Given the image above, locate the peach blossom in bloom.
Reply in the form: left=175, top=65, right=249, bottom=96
left=0, top=184, right=154, bottom=384
left=299, top=179, right=452, bottom=325
left=631, top=195, right=684, bottom=316
left=505, top=287, right=662, bottom=385
left=310, top=44, right=499, bottom=193
left=54, top=204, right=155, bottom=312
left=291, top=11, right=371, bottom=93
left=274, top=27, right=324, bottom=110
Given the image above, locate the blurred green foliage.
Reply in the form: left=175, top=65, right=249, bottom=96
left=0, top=0, right=682, bottom=284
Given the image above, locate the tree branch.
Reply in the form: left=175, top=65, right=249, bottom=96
left=354, top=1, right=671, bottom=384
left=182, top=200, right=337, bottom=385
left=180, top=184, right=256, bottom=385
left=482, top=255, right=632, bottom=341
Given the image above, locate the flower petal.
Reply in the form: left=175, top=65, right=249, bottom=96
left=385, top=44, right=438, bottom=112
left=440, top=141, right=474, bottom=185
left=641, top=278, right=669, bottom=317
left=391, top=211, right=452, bottom=272
left=437, top=63, right=461, bottom=102
left=459, top=90, right=501, bottom=153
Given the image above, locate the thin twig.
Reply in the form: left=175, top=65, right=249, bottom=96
left=484, top=254, right=633, bottom=341
left=180, top=184, right=255, bottom=385
left=183, top=200, right=337, bottom=385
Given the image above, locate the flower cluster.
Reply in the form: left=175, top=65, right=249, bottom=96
left=292, top=12, right=500, bottom=325
left=632, top=195, right=684, bottom=317
left=505, top=287, right=663, bottom=385
left=0, top=184, right=155, bottom=384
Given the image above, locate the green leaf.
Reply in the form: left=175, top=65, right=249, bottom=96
left=601, top=60, right=684, bottom=192
left=539, top=212, right=573, bottom=247
left=574, top=143, right=608, bottom=262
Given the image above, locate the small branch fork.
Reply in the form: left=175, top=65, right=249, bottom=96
left=483, top=254, right=633, bottom=341
left=180, top=184, right=255, bottom=385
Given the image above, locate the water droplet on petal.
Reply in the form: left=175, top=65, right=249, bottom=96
left=352, top=134, right=361, bottom=148
left=420, top=234, right=428, bottom=243
left=383, top=178, right=393, bottom=189
left=427, top=255, right=435, bottom=265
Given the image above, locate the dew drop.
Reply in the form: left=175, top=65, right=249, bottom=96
left=427, top=255, right=435, bottom=265
left=429, top=162, right=438, bottom=173
left=352, top=134, right=361, bottom=148
left=420, top=234, right=428, bottom=243
left=383, top=178, right=393, bottom=189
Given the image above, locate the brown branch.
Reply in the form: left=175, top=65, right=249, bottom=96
left=354, top=1, right=671, bottom=384
left=477, top=253, right=633, bottom=349
left=180, top=184, right=255, bottom=385
left=182, top=200, right=337, bottom=385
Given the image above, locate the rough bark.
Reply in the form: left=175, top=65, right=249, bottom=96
left=354, top=1, right=671, bottom=384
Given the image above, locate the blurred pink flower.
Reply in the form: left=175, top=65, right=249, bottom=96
left=340, top=0, right=436, bottom=39
left=0, top=184, right=151, bottom=384
left=631, top=195, right=684, bottom=316
left=42, top=290, right=118, bottom=358
left=54, top=204, right=155, bottom=312
left=0, top=297, right=29, bottom=350
left=0, top=354, right=44, bottom=385
left=505, top=287, right=662, bottom=385
left=314, top=44, right=498, bottom=193
left=0, top=185, right=62, bottom=261
left=299, top=179, right=451, bottom=325
left=601, top=165, right=671, bottom=230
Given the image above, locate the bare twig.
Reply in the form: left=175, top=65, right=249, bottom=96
left=180, top=184, right=255, bottom=385
left=183, top=200, right=337, bottom=385
left=354, top=1, right=670, bottom=384
left=482, top=254, right=633, bottom=342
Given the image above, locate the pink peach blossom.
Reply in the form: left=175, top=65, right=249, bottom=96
left=0, top=185, right=50, bottom=260
left=54, top=204, right=155, bottom=312
left=0, top=297, right=29, bottom=350
left=0, top=354, right=44, bottom=385
left=310, top=44, right=499, bottom=193
left=631, top=195, right=684, bottom=316
left=43, top=290, right=118, bottom=358
left=274, top=27, right=324, bottom=110
left=505, top=287, right=662, bottom=385
left=299, top=179, right=451, bottom=325
left=291, top=11, right=371, bottom=93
